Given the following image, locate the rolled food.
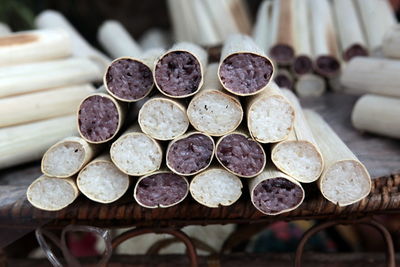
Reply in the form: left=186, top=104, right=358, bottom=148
left=167, top=132, right=214, bottom=176
left=77, top=155, right=130, bottom=204
left=27, top=175, right=78, bottom=211
left=216, top=131, right=266, bottom=178
left=249, top=165, right=304, bottom=215
left=134, top=171, right=189, bottom=208
left=187, top=63, right=243, bottom=136
left=190, top=168, right=243, bottom=208
left=218, top=34, right=274, bottom=96
left=110, top=125, right=163, bottom=176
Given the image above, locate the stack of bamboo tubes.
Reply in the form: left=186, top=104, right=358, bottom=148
left=26, top=27, right=372, bottom=215
left=0, top=11, right=113, bottom=170
left=252, top=0, right=397, bottom=98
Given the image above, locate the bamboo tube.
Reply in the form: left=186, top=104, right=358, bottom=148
left=138, top=96, right=189, bottom=141
left=249, top=164, right=305, bottom=215
left=0, top=115, right=77, bottom=169
left=191, top=0, right=221, bottom=46
left=166, top=131, right=215, bottom=176
left=304, top=110, right=372, bottom=206
left=189, top=167, right=243, bottom=208
left=292, top=0, right=313, bottom=76
left=27, top=175, right=79, bottom=211
left=382, top=25, right=400, bottom=59
left=271, top=90, right=324, bottom=183
left=110, top=124, right=163, bottom=176
left=352, top=94, right=400, bottom=139
left=134, top=170, right=189, bottom=208
left=139, top=28, right=170, bottom=50
left=203, top=0, right=240, bottom=40
left=77, top=93, right=126, bottom=144
left=215, top=130, right=266, bottom=178
left=0, top=23, right=11, bottom=36
left=187, top=63, right=243, bottom=136
left=295, top=74, right=326, bottom=98
left=309, top=0, right=341, bottom=77
left=154, top=42, right=207, bottom=98
left=354, top=0, right=396, bottom=53
left=218, top=34, right=274, bottom=96
left=98, top=20, right=142, bottom=59
left=0, top=84, right=95, bottom=127
left=104, top=48, right=164, bottom=102
left=0, top=57, right=102, bottom=98
left=246, top=82, right=295, bottom=143
left=341, top=57, right=400, bottom=97
left=274, top=69, right=294, bottom=89
left=332, top=0, right=368, bottom=61
left=41, top=136, right=99, bottom=178
left=226, top=0, right=252, bottom=34
left=35, top=10, right=111, bottom=71
left=77, top=155, right=130, bottom=204
left=0, top=29, right=71, bottom=66
left=252, top=0, right=273, bottom=53
left=167, top=0, right=189, bottom=42
left=268, top=0, right=296, bottom=66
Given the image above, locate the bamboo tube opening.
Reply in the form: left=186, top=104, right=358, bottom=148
left=274, top=69, right=293, bottom=89
left=215, top=132, right=266, bottom=178
left=77, top=156, right=130, bottom=204
left=190, top=168, right=242, bottom=208
left=138, top=96, right=189, bottom=141
left=77, top=93, right=124, bottom=144
left=249, top=168, right=304, bottom=215
left=27, top=175, right=78, bottom=211
left=343, top=44, right=368, bottom=62
left=269, top=44, right=295, bottom=65
left=134, top=171, right=189, bottom=208
left=41, top=136, right=97, bottom=178
left=315, top=56, right=340, bottom=77
left=166, top=132, right=214, bottom=176
left=104, top=57, right=154, bottom=102
left=292, top=55, right=313, bottom=76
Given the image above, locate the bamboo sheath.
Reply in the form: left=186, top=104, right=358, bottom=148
left=332, top=0, right=368, bottom=61
left=77, top=93, right=126, bottom=144
left=215, top=129, right=266, bottom=178
left=352, top=94, right=400, bottom=139
left=309, top=0, right=341, bottom=77
left=154, top=42, right=208, bottom=98
left=190, top=167, right=243, bottom=208
left=341, top=57, right=400, bottom=97
left=0, top=84, right=95, bottom=127
left=77, top=154, right=130, bottom=204
left=110, top=124, right=163, bottom=176
left=27, top=175, right=79, bottom=211
left=187, top=63, right=243, bottom=136
left=295, top=74, right=326, bottom=98
left=0, top=29, right=71, bottom=66
left=134, top=170, right=189, bottom=208
left=252, top=0, right=273, bottom=53
left=383, top=25, right=400, bottom=59
left=42, top=136, right=99, bottom=178
left=0, top=115, right=77, bottom=169
left=35, top=10, right=111, bottom=71
left=0, top=23, right=11, bottom=36
left=218, top=34, right=274, bottom=96
left=304, top=110, right=371, bottom=207
left=271, top=90, right=324, bottom=183
left=249, top=164, right=305, bottom=215
left=138, top=96, right=189, bottom=141
left=0, top=57, right=102, bottom=98
left=226, top=0, right=252, bottom=34
left=292, top=0, right=313, bottom=76
left=269, top=0, right=296, bottom=65
left=166, top=131, right=215, bottom=176
left=246, top=82, right=295, bottom=144
left=98, top=20, right=142, bottom=59
left=139, top=28, right=170, bottom=50
left=355, top=0, right=397, bottom=53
